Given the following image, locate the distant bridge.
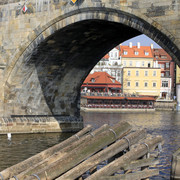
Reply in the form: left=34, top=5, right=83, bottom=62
left=0, top=0, right=179, bottom=123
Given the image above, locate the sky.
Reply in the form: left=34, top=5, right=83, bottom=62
left=122, top=34, right=161, bottom=48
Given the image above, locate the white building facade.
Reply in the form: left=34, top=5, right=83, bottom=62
left=91, top=47, right=123, bottom=83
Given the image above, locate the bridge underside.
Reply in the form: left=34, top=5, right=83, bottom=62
left=3, top=20, right=140, bottom=120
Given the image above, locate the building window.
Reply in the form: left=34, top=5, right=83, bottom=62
left=161, top=73, right=164, bottom=77
left=123, top=61, right=126, bottom=66
left=148, top=62, right=151, bottom=67
left=136, top=71, right=139, bottom=76
left=136, top=61, right=140, bottom=67
left=161, top=55, right=167, bottom=59
left=124, top=51, right=128, bottom=55
left=165, top=71, right=170, bottom=77
left=161, top=64, right=165, bottom=69
left=127, top=70, right=131, bottom=76
left=91, top=78, right=95, bottom=82
left=158, top=64, right=161, bottom=68
left=153, top=71, right=156, bottom=76
left=162, top=81, right=168, bottom=87
left=144, top=82, right=148, bottom=87
left=112, top=79, right=115, bottom=83
left=127, top=82, right=131, bottom=87
left=129, top=61, right=132, bottom=66
left=142, top=61, right=145, bottom=67
left=135, top=82, right=139, bottom=87
left=145, top=52, right=149, bottom=56
left=112, top=71, right=115, bottom=76
left=153, top=82, right=157, bottom=87
left=135, top=51, right=139, bottom=55
left=166, top=63, right=170, bottom=69
left=145, top=71, right=148, bottom=76
left=110, top=52, right=113, bottom=57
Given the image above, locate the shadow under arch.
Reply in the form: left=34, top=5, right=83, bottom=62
left=3, top=8, right=180, bottom=120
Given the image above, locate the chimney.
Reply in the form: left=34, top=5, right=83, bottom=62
left=129, top=42, right=132, bottom=48
left=137, top=42, right=140, bottom=49
left=151, top=43, right=154, bottom=49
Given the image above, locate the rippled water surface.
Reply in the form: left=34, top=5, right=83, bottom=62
left=0, top=132, right=73, bottom=171
left=82, top=111, right=180, bottom=179
left=0, top=111, right=180, bottom=179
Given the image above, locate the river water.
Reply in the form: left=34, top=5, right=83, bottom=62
left=0, top=111, right=180, bottom=179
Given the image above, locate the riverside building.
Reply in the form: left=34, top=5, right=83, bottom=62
left=90, top=42, right=175, bottom=99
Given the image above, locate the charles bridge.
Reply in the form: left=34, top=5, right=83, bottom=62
left=0, top=0, right=180, bottom=131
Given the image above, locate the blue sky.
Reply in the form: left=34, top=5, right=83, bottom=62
left=122, top=34, right=161, bottom=48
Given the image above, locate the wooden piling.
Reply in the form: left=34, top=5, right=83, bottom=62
left=170, top=148, right=180, bottom=180
left=86, top=136, right=162, bottom=180
left=0, top=125, right=92, bottom=179
left=57, top=129, right=146, bottom=180
left=123, top=158, right=159, bottom=171
left=24, top=121, right=132, bottom=180
left=99, top=169, right=159, bottom=180
left=15, top=124, right=110, bottom=179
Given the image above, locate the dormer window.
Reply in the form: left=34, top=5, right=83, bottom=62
left=145, top=52, right=149, bottom=56
left=91, top=78, right=95, bottom=82
left=161, top=55, right=167, bottom=59
left=124, top=51, right=128, bottom=55
left=135, top=51, right=139, bottom=55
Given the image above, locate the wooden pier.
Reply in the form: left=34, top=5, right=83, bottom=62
left=0, top=121, right=163, bottom=180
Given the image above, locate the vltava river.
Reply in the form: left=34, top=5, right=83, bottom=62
left=0, top=111, right=180, bottom=179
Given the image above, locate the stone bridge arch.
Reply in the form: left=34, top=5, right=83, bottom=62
left=1, top=4, right=180, bottom=122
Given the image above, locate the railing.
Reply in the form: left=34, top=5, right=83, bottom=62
left=81, top=92, right=137, bottom=97
left=82, top=104, right=154, bottom=109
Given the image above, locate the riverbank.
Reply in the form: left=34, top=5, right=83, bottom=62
left=154, top=101, right=177, bottom=111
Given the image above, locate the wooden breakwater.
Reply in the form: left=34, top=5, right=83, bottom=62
left=0, top=121, right=163, bottom=180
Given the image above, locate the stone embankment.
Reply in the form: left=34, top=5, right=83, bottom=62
left=0, top=116, right=83, bottom=134
left=154, top=101, right=177, bottom=111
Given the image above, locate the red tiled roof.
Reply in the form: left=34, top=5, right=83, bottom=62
left=153, top=48, right=172, bottom=61
left=83, top=72, right=121, bottom=86
left=103, top=53, right=109, bottom=59
left=120, top=45, right=153, bottom=58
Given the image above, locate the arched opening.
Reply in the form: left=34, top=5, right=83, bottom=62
left=3, top=9, right=180, bottom=122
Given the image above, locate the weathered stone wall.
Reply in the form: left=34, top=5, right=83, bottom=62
left=0, top=116, right=83, bottom=134
left=0, top=0, right=179, bottom=120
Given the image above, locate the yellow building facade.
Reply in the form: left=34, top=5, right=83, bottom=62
left=123, top=67, right=161, bottom=96
left=121, top=57, right=154, bottom=68
left=176, top=65, right=180, bottom=84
